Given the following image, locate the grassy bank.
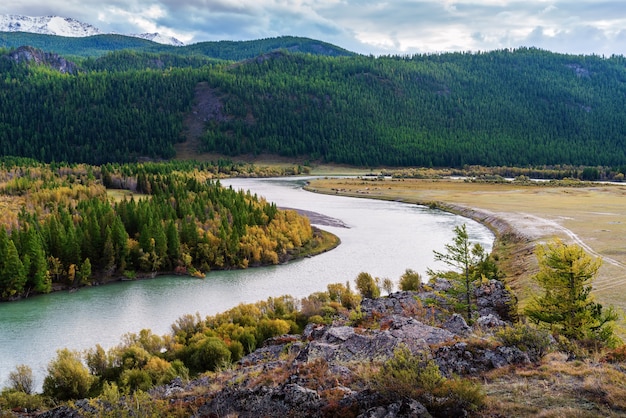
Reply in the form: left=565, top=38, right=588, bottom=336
left=305, top=177, right=626, bottom=325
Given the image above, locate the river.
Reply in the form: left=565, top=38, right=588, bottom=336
left=0, top=177, right=493, bottom=389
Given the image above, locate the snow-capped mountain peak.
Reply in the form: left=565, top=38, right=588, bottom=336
left=0, top=14, right=184, bottom=46
left=0, top=14, right=101, bottom=37
left=132, top=33, right=185, bottom=47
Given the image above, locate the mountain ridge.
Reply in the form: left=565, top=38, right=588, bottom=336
left=0, top=14, right=183, bottom=46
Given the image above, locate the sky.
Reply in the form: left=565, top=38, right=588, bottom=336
left=2, top=1, right=626, bottom=56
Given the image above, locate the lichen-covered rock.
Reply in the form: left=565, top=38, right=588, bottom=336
left=193, top=383, right=324, bottom=418
left=434, top=341, right=530, bottom=377
left=297, top=316, right=455, bottom=364
left=442, top=313, right=471, bottom=336
left=475, top=279, right=516, bottom=321
left=358, top=398, right=433, bottom=418
left=360, top=291, right=423, bottom=317
left=475, top=313, right=507, bottom=332
left=37, top=405, right=83, bottom=418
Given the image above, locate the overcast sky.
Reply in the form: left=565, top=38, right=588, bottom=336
left=2, top=1, right=626, bottom=56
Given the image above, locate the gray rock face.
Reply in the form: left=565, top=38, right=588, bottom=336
left=360, top=291, right=423, bottom=317
left=5, top=46, right=79, bottom=74
left=475, top=313, right=507, bottom=332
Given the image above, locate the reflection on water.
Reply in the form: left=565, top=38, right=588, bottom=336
left=0, top=177, right=493, bottom=388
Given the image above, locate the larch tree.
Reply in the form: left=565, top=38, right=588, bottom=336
left=428, top=224, right=489, bottom=323
left=524, top=239, right=620, bottom=346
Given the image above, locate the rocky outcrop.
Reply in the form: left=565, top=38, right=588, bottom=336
left=41, top=283, right=534, bottom=418
left=4, top=45, right=78, bottom=74
left=296, top=316, right=455, bottom=364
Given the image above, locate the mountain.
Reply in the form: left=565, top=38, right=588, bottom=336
left=0, top=14, right=183, bottom=46
left=132, top=32, right=185, bottom=47
left=0, top=32, right=354, bottom=60
left=0, top=14, right=100, bottom=37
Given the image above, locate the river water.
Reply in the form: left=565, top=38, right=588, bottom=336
left=0, top=177, right=493, bottom=389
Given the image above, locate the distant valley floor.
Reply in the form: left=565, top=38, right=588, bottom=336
left=305, top=177, right=626, bottom=326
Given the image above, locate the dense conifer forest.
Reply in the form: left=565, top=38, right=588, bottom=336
left=1, top=35, right=626, bottom=168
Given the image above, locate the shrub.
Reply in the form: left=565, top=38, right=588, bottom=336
left=496, top=323, right=553, bottom=361
left=7, top=364, right=34, bottom=394
left=0, top=389, right=46, bottom=412
left=373, top=345, right=443, bottom=399
left=42, top=349, right=94, bottom=401
left=372, top=345, right=484, bottom=414
left=256, top=318, right=291, bottom=343
left=399, top=269, right=422, bottom=291
left=190, top=337, right=232, bottom=372
left=355, top=272, right=380, bottom=299
left=120, top=368, right=152, bottom=393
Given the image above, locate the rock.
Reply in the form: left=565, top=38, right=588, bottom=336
left=475, top=313, right=507, bottom=332
left=150, top=376, right=185, bottom=398
left=361, top=291, right=422, bottom=317
left=358, top=399, right=432, bottom=418
left=303, top=322, right=329, bottom=340
left=434, top=341, right=530, bottom=377
left=193, top=383, right=324, bottom=417
left=282, top=383, right=320, bottom=406
left=442, top=313, right=471, bottom=336
left=475, top=279, right=516, bottom=321
left=297, top=316, right=455, bottom=364
left=430, top=277, right=452, bottom=292
left=37, top=406, right=83, bottom=418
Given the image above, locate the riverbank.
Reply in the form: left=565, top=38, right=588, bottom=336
left=305, top=177, right=626, bottom=315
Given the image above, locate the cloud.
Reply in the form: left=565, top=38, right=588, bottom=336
left=1, top=0, right=626, bottom=55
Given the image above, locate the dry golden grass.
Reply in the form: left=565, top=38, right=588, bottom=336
left=481, top=352, right=626, bottom=417
left=307, top=177, right=626, bottom=332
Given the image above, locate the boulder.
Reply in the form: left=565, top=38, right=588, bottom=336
left=358, top=399, right=432, bottom=418
left=434, top=341, right=530, bottom=377
left=193, top=383, right=324, bottom=418
left=442, top=313, right=471, bottom=336
left=475, top=279, right=516, bottom=321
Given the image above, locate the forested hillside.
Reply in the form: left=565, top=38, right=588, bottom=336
left=0, top=159, right=326, bottom=300
left=1, top=38, right=626, bottom=167
left=0, top=33, right=354, bottom=60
